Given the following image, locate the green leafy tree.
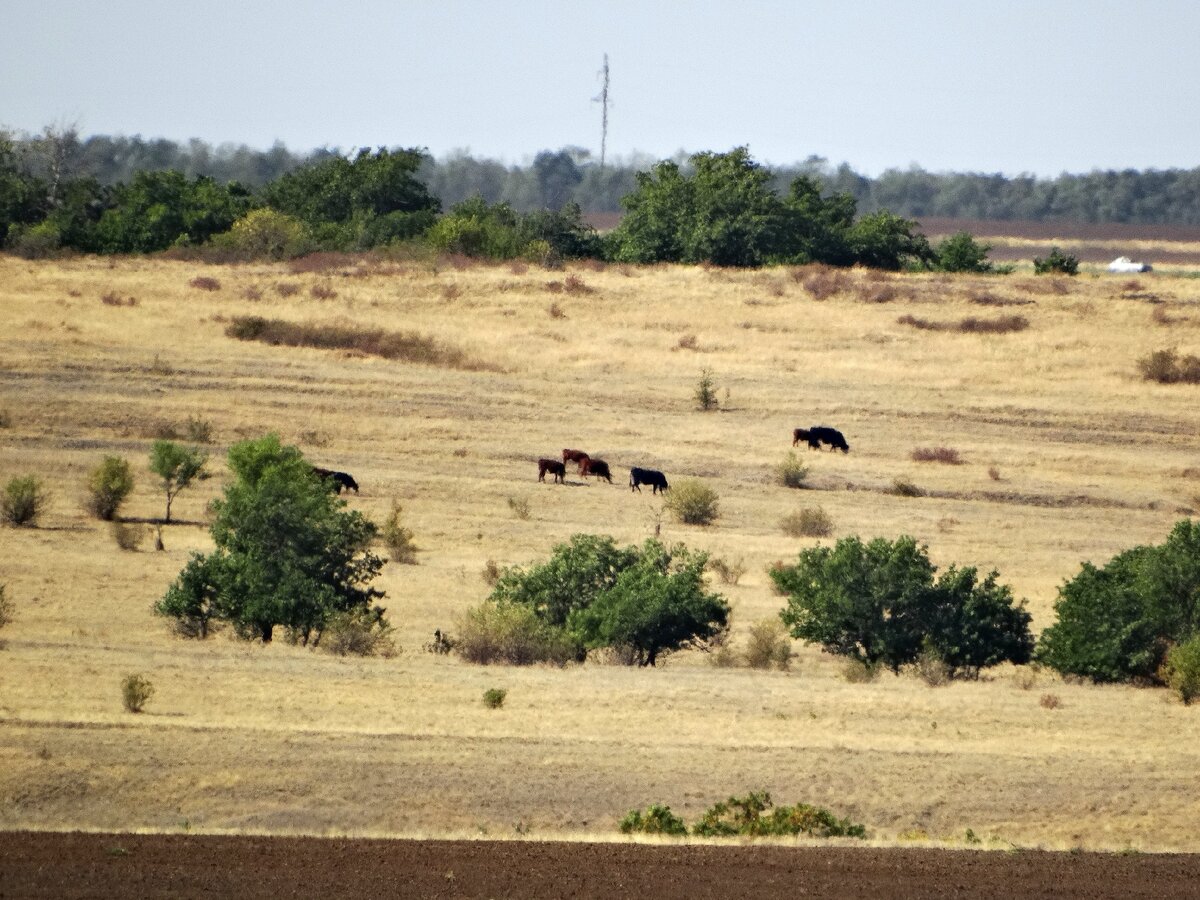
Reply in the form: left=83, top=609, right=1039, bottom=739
left=607, top=158, right=693, bottom=263
left=1037, top=520, right=1200, bottom=682
left=772, top=535, right=1031, bottom=675
left=264, top=147, right=439, bottom=249
left=935, top=231, right=994, bottom=273
left=489, top=534, right=640, bottom=628
left=156, top=434, right=384, bottom=644
left=779, top=174, right=857, bottom=265
left=426, top=196, right=527, bottom=259
left=846, top=210, right=934, bottom=271
left=568, top=541, right=729, bottom=666
left=93, top=170, right=252, bottom=253
left=148, top=440, right=208, bottom=523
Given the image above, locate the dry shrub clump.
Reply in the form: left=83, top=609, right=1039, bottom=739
left=970, top=290, right=1030, bottom=307
left=309, top=283, right=338, bottom=300
left=224, top=316, right=492, bottom=370
left=1040, top=693, right=1062, bottom=710
left=320, top=608, right=397, bottom=657
left=707, top=555, right=746, bottom=586
left=2, top=475, right=49, bottom=527
left=898, top=314, right=1029, bottom=334
left=564, top=274, right=594, bottom=295
left=101, top=291, right=136, bottom=307
left=1138, top=348, right=1200, bottom=384
left=780, top=507, right=833, bottom=538
left=745, top=619, right=793, bottom=670
left=664, top=479, right=720, bottom=526
left=676, top=333, right=700, bottom=351
left=455, top=600, right=578, bottom=666
left=275, top=282, right=301, bottom=297
left=188, top=276, right=221, bottom=291
left=793, top=264, right=849, bottom=300
left=121, top=674, right=155, bottom=713
left=891, top=478, right=924, bottom=498
left=912, top=447, right=964, bottom=465
left=288, top=252, right=359, bottom=275
left=855, top=283, right=897, bottom=304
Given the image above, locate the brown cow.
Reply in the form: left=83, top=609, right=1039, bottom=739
left=562, top=448, right=591, bottom=471
left=538, top=458, right=566, bottom=483
left=792, top=428, right=811, bottom=447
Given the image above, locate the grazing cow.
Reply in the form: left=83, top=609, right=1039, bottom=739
left=630, top=466, right=669, bottom=494
left=808, top=426, right=850, bottom=453
left=312, top=466, right=360, bottom=493
left=792, top=428, right=811, bottom=447
left=562, top=448, right=591, bottom=471
left=538, top=458, right=566, bottom=483
left=584, top=458, right=613, bottom=483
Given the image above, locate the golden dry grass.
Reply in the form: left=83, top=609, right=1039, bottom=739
left=2, top=253, right=1200, bottom=850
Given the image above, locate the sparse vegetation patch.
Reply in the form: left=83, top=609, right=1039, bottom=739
left=225, top=316, right=491, bottom=370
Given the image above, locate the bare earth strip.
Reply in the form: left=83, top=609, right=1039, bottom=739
left=4, top=831, right=1200, bottom=900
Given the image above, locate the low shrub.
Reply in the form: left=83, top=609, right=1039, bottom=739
left=482, top=687, right=507, bottom=709
left=0, top=583, right=13, bottom=629
left=619, top=804, right=688, bottom=836
left=1040, top=693, right=1062, bottom=709
left=898, top=314, right=1028, bottom=334
left=1162, top=636, right=1200, bottom=705
left=481, top=559, right=502, bottom=586
left=310, top=283, right=338, bottom=300
left=1033, top=247, right=1079, bottom=275
left=2, top=475, right=49, bottom=527
left=664, top=479, right=719, bottom=526
left=381, top=501, right=418, bottom=564
left=692, top=791, right=866, bottom=839
left=121, top=674, right=155, bottom=713
left=707, top=555, right=746, bottom=586
left=891, top=478, right=924, bottom=497
left=777, top=452, right=809, bottom=489
left=86, top=456, right=134, bottom=521
left=909, top=645, right=952, bottom=686
left=455, top=599, right=581, bottom=665
left=189, top=276, right=221, bottom=291
left=1138, top=348, right=1200, bottom=384
left=841, top=658, right=880, bottom=683
left=780, top=507, right=833, bottom=538
left=745, top=618, right=792, bottom=670
left=911, top=447, right=963, bottom=465
left=183, top=416, right=214, bottom=444
left=507, top=496, right=532, bottom=520
left=319, top=606, right=396, bottom=657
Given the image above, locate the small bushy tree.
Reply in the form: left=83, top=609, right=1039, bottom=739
left=772, top=535, right=1032, bottom=675
left=156, top=434, right=385, bottom=645
left=619, top=805, right=688, bottom=836
left=1037, top=520, right=1200, bottom=682
left=568, top=541, right=729, bottom=666
left=2, top=475, right=49, bottom=527
left=484, top=534, right=729, bottom=666
left=86, top=455, right=134, bottom=521
left=935, top=231, right=994, bottom=273
left=1033, top=246, right=1079, bottom=275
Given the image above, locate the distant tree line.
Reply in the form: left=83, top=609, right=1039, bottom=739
left=7, top=128, right=1200, bottom=224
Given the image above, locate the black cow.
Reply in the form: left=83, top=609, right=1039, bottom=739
left=538, top=458, right=566, bottom=483
left=584, top=459, right=613, bottom=483
left=630, top=466, right=669, bottom=494
left=807, top=426, right=849, bottom=453
left=792, top=428, right=811, bottom=447
left=313, top=466, right=360, bottom=493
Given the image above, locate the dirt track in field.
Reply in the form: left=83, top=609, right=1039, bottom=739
left=3, top=832, right=1200, bottom=899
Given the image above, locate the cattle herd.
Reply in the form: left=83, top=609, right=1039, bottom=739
left=541, top=426, right=850, bottom=493
left=310, top=425, right=849, bottom=498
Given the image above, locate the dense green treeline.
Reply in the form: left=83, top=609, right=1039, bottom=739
left=7, top=129, right=1200, bottom=225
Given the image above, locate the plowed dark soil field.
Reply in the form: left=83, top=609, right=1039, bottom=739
left=3, top=832, right=1200, bottom=899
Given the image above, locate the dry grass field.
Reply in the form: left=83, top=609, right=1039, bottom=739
left=1, top=248, right=1199, bottom=853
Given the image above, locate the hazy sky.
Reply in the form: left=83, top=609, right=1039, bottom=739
left=4, top=0, right=1200, bottom=176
